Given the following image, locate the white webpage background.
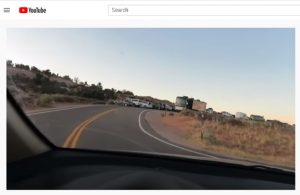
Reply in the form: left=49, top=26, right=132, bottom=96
left=0, top=0, right=298, bottom=194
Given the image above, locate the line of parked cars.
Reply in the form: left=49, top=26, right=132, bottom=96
left=122, top=98, right=174, bottom=111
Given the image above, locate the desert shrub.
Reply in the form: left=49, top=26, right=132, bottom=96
left=161, top=110, right=295, bottom=168
left=204, top=132, right=221, bottom=145
left=196, top=112, right=214, bottom=121
left=37, top=94, right=53, bottom=107
left=161, top=112, right=166, bottom=117
left=77, top=97, right=92, bottom=103
left=226, top=119, right=246, bottom=127
left=168, top=112, right=174, bottom=116
left=52, top=94, right=75, bottom=103
left=106, top=99, right=115, bottom=105
left=181, top=109, right=195, bottom=117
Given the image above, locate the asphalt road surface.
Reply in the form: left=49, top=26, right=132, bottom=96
left=27, top=105, right=217, bottom=158
left=25, top=105, right=295, bottom=172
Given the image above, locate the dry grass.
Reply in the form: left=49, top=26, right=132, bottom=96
left=17, top=94, right=94, bottom=110
left=162, top=110, right=295, bottom=168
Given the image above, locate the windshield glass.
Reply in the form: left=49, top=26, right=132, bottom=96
left=7, top=28, right=295, bottom=170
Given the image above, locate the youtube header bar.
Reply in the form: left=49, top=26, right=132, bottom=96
left=1, top=1, right=300, bottom=20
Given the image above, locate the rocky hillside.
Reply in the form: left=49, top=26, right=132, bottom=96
left=7, top=60, right=173, bottom=109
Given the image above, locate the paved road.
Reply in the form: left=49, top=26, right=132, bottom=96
left=26, top=105, right=296, bottom=171
left=28, top=105, right=214, bottom=158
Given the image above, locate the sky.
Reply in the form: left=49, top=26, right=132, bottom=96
left=6, top=28, right=295, bottom=124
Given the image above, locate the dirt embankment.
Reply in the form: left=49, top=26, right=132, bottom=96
left=146, top=110, right=295, bottom=169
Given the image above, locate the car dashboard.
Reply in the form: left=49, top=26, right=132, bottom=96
left=7, top=149, right=295, bottom=189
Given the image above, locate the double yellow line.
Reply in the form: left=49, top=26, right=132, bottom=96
left=63, top=108, right=117, bottom=148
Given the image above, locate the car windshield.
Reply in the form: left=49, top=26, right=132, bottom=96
left=7, top=28, right=295, bottom=171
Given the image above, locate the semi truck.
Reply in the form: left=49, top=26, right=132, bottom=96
left=175, top=96, right=188, bottom=111
left=175, top=96, right=206, bottom=111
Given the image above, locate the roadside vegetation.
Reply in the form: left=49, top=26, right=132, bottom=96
left=7, top=60, right=134, bottom=110
left=162, top=109, right=295, bottom=168
left=36, top=94, right=94, bottom=107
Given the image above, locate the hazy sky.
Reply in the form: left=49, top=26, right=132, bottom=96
left=6, top=28, right=295, bottom=124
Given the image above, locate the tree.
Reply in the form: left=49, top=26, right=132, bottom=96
left=42, top=69, right=52, bottom=77
left=31, top=66, right=41, bottom=73
left=73, top=77, right=80, bottom=84
left=6, top=60, right=13, bottom=67
left=103, top=88, right=117, bottom=100
left=24, top=65, right=30, bottom=70
left=122, top=90, right=134, bottom=96
left=63, top=75, right=71, bottom=81
left=97, top=82, right=103, bottom=91
left=34, top=72, right=49, bottom=85
left=15, top=64, right=30, bottom=70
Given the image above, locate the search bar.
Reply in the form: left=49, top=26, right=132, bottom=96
left=108, top=5, right=300, bottom=16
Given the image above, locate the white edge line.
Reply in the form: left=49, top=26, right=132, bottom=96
left=138, top=110, right=219, bottom=159
left=26, top=105, right=97, bottom=116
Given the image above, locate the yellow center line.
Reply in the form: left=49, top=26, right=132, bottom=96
left=63, top=108, right=118, bottom=148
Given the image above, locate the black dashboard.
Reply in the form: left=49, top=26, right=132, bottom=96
left=7, top=149, right=295, bottom=189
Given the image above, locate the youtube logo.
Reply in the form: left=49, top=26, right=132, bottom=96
left=18, top=6, right=46, bottom=14
left=19, top=7, right=28, bottom=13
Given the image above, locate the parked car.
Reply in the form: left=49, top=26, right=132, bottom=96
left=165, top=104, right=173, bottom=111
left=124, top=101, right=135, bottom=107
